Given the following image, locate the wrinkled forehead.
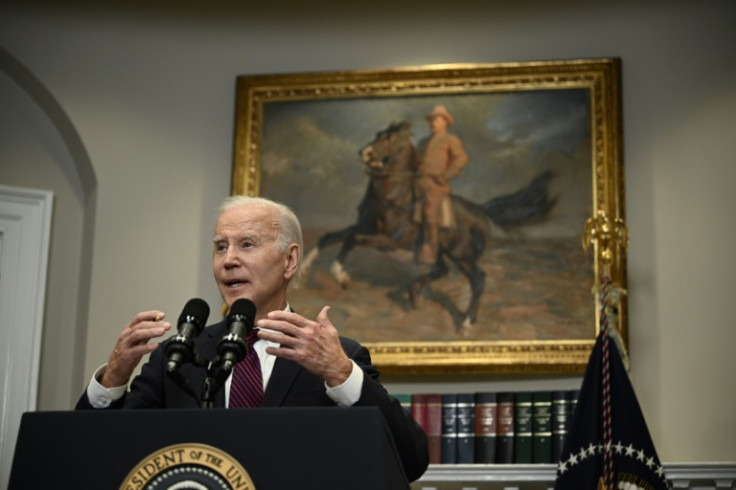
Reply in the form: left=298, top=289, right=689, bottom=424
left=214, top=204, right=279, bottom=239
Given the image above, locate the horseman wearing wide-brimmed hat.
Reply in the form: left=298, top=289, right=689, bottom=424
left=413, top=105, right=469, bottom=265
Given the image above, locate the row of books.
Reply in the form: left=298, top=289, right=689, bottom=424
left=394, top=390, right=580, bottom=464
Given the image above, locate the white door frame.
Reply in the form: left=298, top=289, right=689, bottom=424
left=0, top=185, right=53, bottom=487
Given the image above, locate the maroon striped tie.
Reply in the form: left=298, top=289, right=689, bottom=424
left=229, top=329, right=263, bottom=408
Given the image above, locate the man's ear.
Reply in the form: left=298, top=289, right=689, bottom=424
left=284, top=243, right=300, bottom=280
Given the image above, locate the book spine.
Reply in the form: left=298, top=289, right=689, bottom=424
left=441, top=394, right=458, bottom=464
left=495, top=392, right=515, bottom=463
left=411, top=393, right=427, bottom=433
left=474, top=392, right=497, bottom=463
left=513, top=391, right=533, bottom=463
left=456, top=393, right=475, bottom=464
left=532, top=391, right=552, bottom=463
left=426, top=394, right=443, bottom=464
left=551, top=390, right=568, bottom=461
left=412, top=393, right=442, bottom=464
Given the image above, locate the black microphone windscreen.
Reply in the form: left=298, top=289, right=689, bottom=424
left=179, top=298, right=210, bottom=326
left=228, top=298, right=256, bottom=324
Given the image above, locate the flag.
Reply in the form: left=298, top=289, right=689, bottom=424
left=554, top=284, right=669, bottom=490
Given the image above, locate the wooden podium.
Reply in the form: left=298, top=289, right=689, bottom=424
left=9, top=407, right=409, bottom=489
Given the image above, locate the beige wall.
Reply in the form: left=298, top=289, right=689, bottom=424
left=1, top=0, right=734, bottom=462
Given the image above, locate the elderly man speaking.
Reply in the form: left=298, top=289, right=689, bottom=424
left=76, top=195, right=429, bottom=483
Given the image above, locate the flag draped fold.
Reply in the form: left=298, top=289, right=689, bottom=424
left=554, top=314, right=668, bottom=489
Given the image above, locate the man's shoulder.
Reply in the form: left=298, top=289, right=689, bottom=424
left=338, top=336, right=372, bottom=361
left=427, top=131, right=463, bottom=148
left=338, top=336, right=362, bottom=350
left=442, top=131, right=463, bottom=143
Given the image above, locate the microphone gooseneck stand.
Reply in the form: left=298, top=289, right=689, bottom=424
left=200, top=356, right=237, bottom=410
left=165, top=353, right=235, bottom=409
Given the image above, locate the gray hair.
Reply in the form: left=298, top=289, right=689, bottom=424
left=218, top=195, right=303, bottom=287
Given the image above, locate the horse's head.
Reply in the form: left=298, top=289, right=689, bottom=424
left=359, top=120, right=415, bottom=174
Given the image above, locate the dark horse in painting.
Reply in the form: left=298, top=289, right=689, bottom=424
left=301, top=121, right=555, bottom=330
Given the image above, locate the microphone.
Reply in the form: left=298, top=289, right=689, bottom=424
left=217, top=298, right=256, bottom=373
left=165, top=298, right=210, bottom=372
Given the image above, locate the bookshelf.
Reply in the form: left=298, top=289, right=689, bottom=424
left=411, top=463, right=736, bottom=490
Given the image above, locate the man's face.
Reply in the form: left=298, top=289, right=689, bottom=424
left=430, top=115, right=448, bottom=134
left=212, top=204, right=297, bottom=312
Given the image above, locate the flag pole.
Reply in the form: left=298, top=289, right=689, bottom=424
left=583, top=210, right=629, bottom=489
left=600, top=274, right=614, bottom=490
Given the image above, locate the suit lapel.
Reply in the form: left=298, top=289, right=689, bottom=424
left=261, top=305, right=303, bottom=407
left=262, top=357, right=302, bottom=407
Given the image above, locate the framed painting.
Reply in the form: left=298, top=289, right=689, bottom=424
left=231, top=58, right=627, bottom=374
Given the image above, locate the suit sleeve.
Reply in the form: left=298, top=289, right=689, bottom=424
left=75, top=343, right=170, bottom=410
left=343, top=340, right=429, bottom=483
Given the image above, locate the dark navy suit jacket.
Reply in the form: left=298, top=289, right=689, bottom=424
left=76, top=319, right=429, bottom=482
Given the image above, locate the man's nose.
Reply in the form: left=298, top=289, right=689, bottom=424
left=223, top=246, right=241, bottom=267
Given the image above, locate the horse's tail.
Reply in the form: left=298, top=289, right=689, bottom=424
left=480, top=169, right=557, bottom=229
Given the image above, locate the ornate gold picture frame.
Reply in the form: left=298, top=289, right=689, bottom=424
left=232, top=59, right=626, bottom=374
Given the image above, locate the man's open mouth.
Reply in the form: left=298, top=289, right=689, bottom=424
left=225, top=280, right=247, bottom=287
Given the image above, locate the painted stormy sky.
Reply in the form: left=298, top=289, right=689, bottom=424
left=260, top=88, right=592, bottom=239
